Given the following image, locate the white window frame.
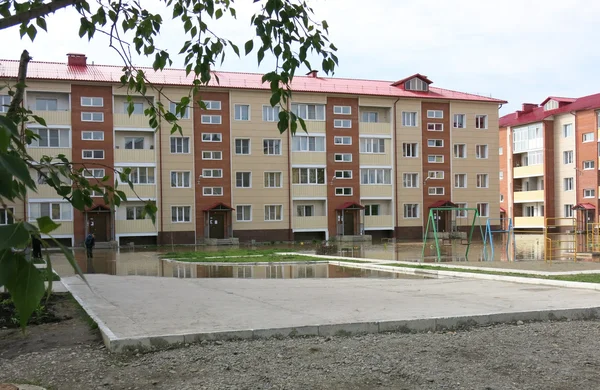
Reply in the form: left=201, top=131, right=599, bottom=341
left=403, top=204, right=419, bottom=219
left=202, top=100, right=221, bottom=110
left=402, top=173, right=419, bottom=188
left=477, top=203, right=489, bottom=217
left=334, top=136, right=352, bottom=145
left=292, top=168, right=326, bottom=185
left=402, top=143, right=418, bottom=158
left=563, top=151, right=574, bottom=164
left=296, top=205, right=314, bottom=217
left=264, top=171, right=283, bottom=188
left=499, top=147, right=503, bottom=155
left=291, top=135, right=325, bottom=152
left=334, top=119, right=352, bottom=128
left=475, top=114, right=488, bottom=129
left=125, top=205, right=146, bottom=221
left=201, top=115, right=221, bottom=124
left=264, top=205, right=283, bottom=221
left=82, top=149, right=104, bottom=159
left=453, top=114, right=466, bottom=128
left=361, top=111, right=378, bottom=123
left=291, top=103, right=326, bottom=121
left=124, top=136, right=145, bottom=150
left=202, top=151, right=222, bottom=160
left=453, top=144, right=467, bottom=158
left=262, top=105, right=280, bottom=122
left=203, top=187, right=223, bottom=196
left=121, top=167, right=155, bottom=185
left=361, top=168, right=392, bottom=185
left=428, top=187, right=444, bottom=195
left=170, top=171, right=191, bottom=188
left=401, top=112, right=417, bottom=127
left=564, top=177, right=574, bottom=191
left=81, top=131, right=104, bottom=141
left=476, top=144, right=489, bottom=159
left=454, top=174, right=467, bottom=189
left=234, top=104, right=251, bottom=121
left=427, top=110, right=443, bottom=119
left=170, top=136, right=190, bottom=154
left=202, top=169, right=223, bottom=178
left=334, top=170, right=352, bottom=179
left=333, top=105, right=352, bottom=115
left=563, top=123, right=573, bottom=138
left=564, top=204, right=574, bottom=218
left=83, top=168, right=105, bottom=178
left=169, top=102, right=190, bottom=119
left=334, top=153, right=352, bottom=162
left=171, top=206, right=191, bottom=223
left=236, top=205, right=252, bottom=222
left=335, top=187, right=353, bottom=196
left=235, top=138, right=251, bottom=155
left=360, top=138, right=385, bottom=154
left=29, top=128, right=70, bottom=148
left=0, top=95, right=11, bottom=113
left=124, top=102, right=144, bottom=115
left=427, top=139, right=443, bottom=148
left=584, top=160, right=595, bottom=170
left=583, top=132, right=594, bottom=143
left=0, top=207, right=14, bottom=225
left=28, top=202, right=73, bottom=222
left=476, top=173, right=489, bottom=188
left=202, top=133, right=222, bottom=142
left=81, top=112, right=104, bottom=122
left=236, top=172, right=252, bottom=188
left=428, top=171, right=444, bottom=179
left=263, top=139, right=282, bottom=155
left=427, top=123, right=443, bottom=132
left=455, top=203, right=468, bottom=218
left=364, top=204, right=380, bottom=216
left=584, top=189, right=595, bottom=198
left=80, top=97, right=103, bottom=107
left=428, top=155, right=444, bottom=163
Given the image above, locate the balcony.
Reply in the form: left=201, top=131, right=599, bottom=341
left=360, top=152, right=392, bottom=166
left=513, top=190, right=544, bottom=203
left=304, top=121, right=326, bottom=133
left=513, top=164, right=543, bottom=178
left=364, top=215, right=393, bottom=228
left=27, top=147, right=72, bottom=162
left=29, top=110, right=71, bottom=126
left=514, top=216, right=545, bottom=228
left=359, top=122, right=391, bottom=134
left=29, top=220, right=74, bottom=236
left=120, top=185, right=156, bottom=200
left=292, top=185, right=327, bottom=198
left=361, top=185, right=393, bottom=198
left=292, top=216, right=327, bottom=229
left=114, top=113, right=153, bottom=128
left=114, top=149, right=156, bottom=164
left=116, top=219, right=157, bottom=234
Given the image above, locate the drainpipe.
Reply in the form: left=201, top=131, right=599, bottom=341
left=158, top=94, right=165, bottom=244
left=287, top=97, right=293, bottom=242
left=393, top=98, right=400, bottom=236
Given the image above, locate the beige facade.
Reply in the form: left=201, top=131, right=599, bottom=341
left=553, top=113, right=577, bottom=226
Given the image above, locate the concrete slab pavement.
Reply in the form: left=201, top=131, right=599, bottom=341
left=62, top=274, right=600, bottom=352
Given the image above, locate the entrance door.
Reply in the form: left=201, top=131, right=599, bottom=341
left=433, top=210, right=447, bottom=233
left=209, top=212, right=225, bottom=239
left=343, top=210, right=355, bottom=235
left=88, top=212, right=109, bottom=241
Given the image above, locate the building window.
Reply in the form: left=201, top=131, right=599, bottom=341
left=402, top=173, right=419, bottom=188
left=124, top=167, right=155, bottom=184
left=234, top=104, right=250, bottom=121
left=402, top=112, right=417, bottom=127
left=361, top=112, right=378, bottom=122
left=236, top=205, right=252, bottom=221
left=335, top=170, right=352, bottom=179
left=203, top=187, right=223, bottom=196
left=563, top=123, right=573, bottom=138
left=454, top=174, right=467, bottom=188
left=202, top=169, right=223, bottom=178
left=500, top=194, right=504, bottom=202
left=427, top=123, right=443, bottom=131
left=564, top=204, right=574, bottom=218
left=292, top=135, right=325, bottom=152
left=171, top=206, right=191, bottom=222
left=453, top=144, right=467, bottom=158
left=361, top=168, right=392, bottom=185
left=428, top=187, right=444, bottom=195
left=402, top=142, right=418, bottom=157
left=202, top=133, right=222, bottom=142
left=35, top=98, right=57, bottom=111
left=262, top=105, right=280, bottom=121
left=475, top=115, right=488, bottom=129
left=81, top=97, right=103, bottom=107
left=427, top=139, right=443, bottom=147
left=29, top=202, right=72, bottom=221
left=291, top=103, right=325, bottom=121
left=201, top=115, right=221, bottom=124
left=334, top=105, right=352, bottom=115
left=584, top=160, right=595, bottom=170
left=334, top=136, right=352, bottom=145
left=292, top=168, right=325, bottom=184
left=563, top=151, right=574, bottom=164
left=0, top=95, right=11, bottom=113
left=199, top=150, right=225, bottom=162
left=126, top=206, right=145, bottom=220
left=584, top=189, right=595, bottom=198
left=202, top=100, right=221, bottom=110
left=499, top=147, right=503, bottom=155
left=265, top=205, right=283, bottom=221
left=236, top=172, right=252, bottom=188
left=169, top=102, right=190, bottom=119
left=124, top=102, right=144, bottom=114
left=564, top=177, right=574, bottom=191
left=335, top=187, right=353, bottom=196
left=583, top=132, right=594, bottom=142
left=297, top=205, right=314, bottom=217
left=82, top=150, right=104, bottom=159
left=427, top=110, right=443, bottom=119
left=453, top=114, right=466, bottom=128
left=477, top=203, right=489, bottom=217
left=82, top=131, right=104, bottom=141
left=263, top=139, right=282, bottom=155
left=403, top=204, right=419, bottom=219
left=428, top=155, right=444, bottom=163
left=81, top=112, right=104, bottom=122
left=360, top=138, right=385, bottom=153
left=476, top=174, right=489, bottom=188
left=30, top=128, right=70, bottom=147
left=83, top=168, right=105, bottom=178
left=364, top=204, right=380, bottom=216
left=264, top=172, right=282, bottom=188
left=428, top=171, right=444, bottom=179
left=334, top=119, right=352, bottom=128
left=405, top=78, right=428, bottom=91
left=0, top=207, right=14, bottom=225
left=124, top=137, right=144, bottom=150
left=500, top=171, right=504, bottom=180
left=455, top=203, right=467, bottom=218
left=235, top=139, right=251, bottom=155
left=171, top=171, right=191, bottom=188
left=476, top=145, right=488, bottom=159
left=334, top=153, right=352, bottom=162
left=170, top=137, right=190, bottom=154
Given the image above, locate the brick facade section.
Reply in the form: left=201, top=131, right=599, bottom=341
left=71, top=85, right=114, bottom=244
left=326, top=97, right=360, bottom=237
left=575, top=110, right=599, bottom=221
left=542, top=120, right=555, bottom=220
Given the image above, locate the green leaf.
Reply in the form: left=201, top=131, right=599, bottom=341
left=36, top=17, right=47, bottom=32
left=0, top=222, right=30, bottom=250
left=36, top=216, right=61, bottom=234
left=48, top=236, right=88, bottom=288
left=5, top=253, right=45, bottom=329
left=45, top=252, right=53, bottom=304
left=0, top=152, right=36, bottom=189
left=244, top=40, right=254, bottom=55
left=0, top=250, right=16, bottom=288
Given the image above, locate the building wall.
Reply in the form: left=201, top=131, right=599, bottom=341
left=499, top=126, right=509, bottom=216
left=575, top=110, right=599, bottom=218
left=543, top=120, right=556, bottom=220
left=553, top=114, right=576, bottom=224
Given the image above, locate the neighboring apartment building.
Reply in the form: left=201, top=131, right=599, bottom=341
left=499, top=94, right=600, bottom=231
left=0, top=53, right=504, bottom=246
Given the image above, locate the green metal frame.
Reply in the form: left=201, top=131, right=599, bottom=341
left=421, top=207, right=484, bottom=262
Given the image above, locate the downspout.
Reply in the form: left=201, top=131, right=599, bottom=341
left=393, top=98, right=400, bottom=236
left=287, top=97, right=293, bottom=242
left=158, top=94, right=165, bottom=243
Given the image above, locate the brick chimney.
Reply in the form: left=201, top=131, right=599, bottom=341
left=521, top=103, right=537, bottom=113
left=306, top=70, right=318, bottom=78
left=67, top=53, right=87, bottom=67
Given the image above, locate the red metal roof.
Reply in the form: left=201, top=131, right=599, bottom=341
left=540, top=96, right=576, bottom=106
left=336, top=202, right=364, bottom=210
left=202, top=202, right=233, bottom=211
left=572, top=203, right=595, bottom=210
left=429, top=200, right=458, bottom=208
left=500, top=207, right=506, bottom=213
left=0, top=59, right=506, bottom=103
left=500, top=93, right=600, bottom=128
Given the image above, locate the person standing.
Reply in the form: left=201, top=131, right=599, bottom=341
left=31, top=235, right=42, bottom=260
left=85, top=233, right=95, bottom=259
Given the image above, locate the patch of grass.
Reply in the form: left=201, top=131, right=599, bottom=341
left=161, top=248, right=298, bottom=260
left=67, top=294, right=98, bottom=330
left=550, top=274, right=600, bottom=283
left=41, top=270, right=61, bottom=282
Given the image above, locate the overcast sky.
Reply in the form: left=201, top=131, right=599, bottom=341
left=1, top=0, right=599, bottom=114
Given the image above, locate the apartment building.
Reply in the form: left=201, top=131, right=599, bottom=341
left=0, top=53, right=504, bottom=246
left=499, top=94, right=600, bottom=231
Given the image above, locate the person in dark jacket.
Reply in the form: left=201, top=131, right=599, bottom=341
left=85, top=233, right=95, bottom=259
left=31, top=235, right=42, bottom=260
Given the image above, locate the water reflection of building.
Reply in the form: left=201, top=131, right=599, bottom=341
left=160, top=261, right=330, bottom=279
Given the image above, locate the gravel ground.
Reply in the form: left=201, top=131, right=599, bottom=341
left=2, top=319, right=600, bottom=390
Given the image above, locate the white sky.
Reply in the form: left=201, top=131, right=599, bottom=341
left=1, top=0, right=599, bottom=114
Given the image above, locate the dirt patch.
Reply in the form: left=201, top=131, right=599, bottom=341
left=0, top=293, right=67, bottom=329
left=0, top=293, right=101, bottom=359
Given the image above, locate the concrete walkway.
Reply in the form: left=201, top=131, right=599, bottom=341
left=63, top=275, right=600, bottom=352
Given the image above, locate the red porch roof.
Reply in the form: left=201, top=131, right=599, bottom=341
left=202, top=202, right=234, bottom=211
left=429, top=200, right=458, bottom=208
left=572, top=203, right=595, bottom=210
left=500, top=207, right=506, bottom=213
left=336, top=202, right=364, bottom=210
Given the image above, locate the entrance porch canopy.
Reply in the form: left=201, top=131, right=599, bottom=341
left=429, top=200, right=458, bottom=208
left=572, top=203, right=595, bottom=211
left=202, top=202, right=234, bottom=211
left=336, top=202, right=364, bottom=210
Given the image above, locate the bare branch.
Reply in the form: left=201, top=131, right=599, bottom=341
left=0, top=0, right=83, bottom=31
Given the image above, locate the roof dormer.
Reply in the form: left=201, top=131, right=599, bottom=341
left=541, top=96, right=576, bottom=111
left=391, top=73, right=433, bottom=92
